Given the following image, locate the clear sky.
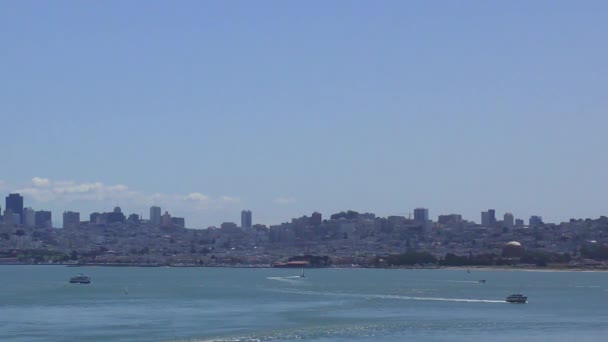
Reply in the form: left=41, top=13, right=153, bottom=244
left=2, top=1, right=607, bottom=227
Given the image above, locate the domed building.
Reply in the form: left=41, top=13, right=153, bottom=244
left=502, top=241, right=524, bottom=258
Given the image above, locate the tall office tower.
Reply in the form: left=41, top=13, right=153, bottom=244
left=529, top=215, right=543, bottom=226
left=150, top=206, right=161, bottom=225
left=503, top=212, right=514, bottom=228
left=488, top=209, right=496, bottom=226
left=481, top=211, right=490, bottom=226
left=6, top=193, right=24, bottom=224
left=35, top=210, right=52, bottom=228
left=127, top=214, right=140, bottom=223
left=414, top=208, right=429, bottom=223
left=62, top=211, right=80, bottom=228
left=23, top=207, right=36, bottom=227
left=311, top=212, right=322, bottom=225
left=241, top=210, right=252, bottom=228
left=171, top=217, right=185, bottom=228
left=161, top=211, right=172, bottom=227
left=3, top=209, right=14, bottom=226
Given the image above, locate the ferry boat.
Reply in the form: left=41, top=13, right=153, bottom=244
left=505, top=293, right=527, bottom=303
left=69, top=274, right=91, bottom=284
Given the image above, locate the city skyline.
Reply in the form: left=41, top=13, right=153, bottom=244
left=2, top=1, right=607, bottom=228
left=0, top=187, right=583, bottom=229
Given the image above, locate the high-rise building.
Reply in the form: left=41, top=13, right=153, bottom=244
left=106, top=208, right=126, bottom=223
left=414, top=208, right=429, bottom=223
left=221, top=222, right=239, bottom=232
left=24, top=207, right=36, bottom=227
left=311, top=212, right=322, bottom=225
left=171, top=217, right=185, bottom=227
left=488, top=209, right=496, bottom=226
left=241, top=210, right=252, bottom=228
left=63, top=211, right=80, bottom=228
left=503, top=212, right=514, bottom=228
left=127, top=214, right=140, bottom=223
left=529, top=216, right=543, bottom=226
left=90, top=212, right=102, bottom=224
left=161, top=211, right=172, bottom=227
left=3, top=209, right=14, bottom=226
left=35, top=210, right=52, bottom=228
left=6, top=193, right=24, bottom=224
left=150, top=206, right=161, bottom=226
left=480, top=209, right=497, bottom=226
left=438, top=214, right=463, bottom=225
left=515, top=219, right=524, bottom=227
left=481, top=211, right=490, bottom=226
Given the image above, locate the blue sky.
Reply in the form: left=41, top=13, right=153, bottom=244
left=2, top=1, right=607, bottom=227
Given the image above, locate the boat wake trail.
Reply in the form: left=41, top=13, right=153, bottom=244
left=271, top=289, right=505, bottom=304
left=377, top=294, right=505, bottom=303
left=568, top=285, right=601, bottom=289
left=266, top=276, right=304, bottom=283
left=447, top=280, right=484, bottom=284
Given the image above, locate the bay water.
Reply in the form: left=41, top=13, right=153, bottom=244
left=1, top=266, right=607, bottom=341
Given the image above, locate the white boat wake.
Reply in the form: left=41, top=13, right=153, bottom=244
left=266, top=276, right=305, bottom=283
left=271, top=288, right=505, bottom=304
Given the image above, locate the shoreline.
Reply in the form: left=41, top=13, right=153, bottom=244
left=0, top=263, right=606, bottom=272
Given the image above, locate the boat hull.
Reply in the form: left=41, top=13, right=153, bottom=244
left=505, top=297, right=527, bottom=303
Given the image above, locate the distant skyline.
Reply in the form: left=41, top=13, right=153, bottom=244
left=2, top=1, right=607, bottom=227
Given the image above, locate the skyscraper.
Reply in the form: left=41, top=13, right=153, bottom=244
left=63, top=211, right=80, bottom=228
left=24, top=207, right=36, bottom=228
left=481, top=211, right=490, bottom=226
left=241, top=210, right=252, bottom=228
left=488, top=209, right=496, bottom=226
left=414, top=208, right=429, bottom=223
left=171, top=217, right=185, bottom=227
left=5, top=193, right=24, bottom=224
left=311, top=212, right=322, bottom=225
left=503, top=212, right=514, bottom=228
left=3, top=209, right=14, bottom=227
left=161, top=211, right=172, bottom=227
left=150, top=206, right=161, bottom=226
left=481, top=209, right=497, bottom=226
left=35, top=210, right=52, bottom=228
left=529, top=216, right=543, bottom=226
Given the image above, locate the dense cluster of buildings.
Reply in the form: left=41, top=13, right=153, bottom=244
left=1, top=192, right=607, bottom=268
left=1, top=193, right=52, bottom=229
left=0, top=193, right=185, bottom=229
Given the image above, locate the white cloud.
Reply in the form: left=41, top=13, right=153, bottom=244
left=219, top=196, right=240, bottom=204
left=184, top=193, right=240, bottom=210
left=11, top=178, right=239, bottom=213
left=17, top=179, right=137, bottom=203
left=185, top=192, right=210, bottom=202
left=32, top=177, right=51, bottom=187
left=274, top=197, right=296, bottom=204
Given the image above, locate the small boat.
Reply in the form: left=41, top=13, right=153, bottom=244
left=478, top=279, right=486, bottom=283
left=299, top=268, right=305, bottom=278
left=69, top=274, right=91, bottom=284
left=505, top=293, right=527, bottom=303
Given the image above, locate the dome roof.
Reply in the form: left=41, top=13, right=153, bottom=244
left=505, top=241, right=522, bottom=247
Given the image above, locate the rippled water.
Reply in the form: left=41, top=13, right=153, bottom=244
left=1, top=266, right=607, bottom=341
